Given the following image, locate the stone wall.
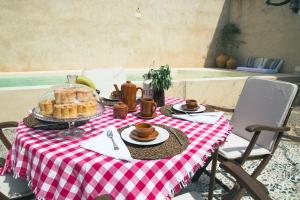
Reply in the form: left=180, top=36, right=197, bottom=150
left=229, top=0, right=300, bottom=73
left=0, top=0, right=229, bottom=72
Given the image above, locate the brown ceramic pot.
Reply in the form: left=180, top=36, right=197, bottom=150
left=216, top=53, right=228, bottom=68
left=121, top=81, right=144, bottom=112
left=226, top=57, right=237, bottom=69
left=113, top=102, right=128, bottom=119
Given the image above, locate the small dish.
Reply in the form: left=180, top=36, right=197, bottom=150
left=136, top=112, right=158, bottom=119
left=172, top=103, right=206, bottom=113
left=181, top=104, right=200, bottom=111
left=135, top=123, right=155, bottom=138
left=130, top=130, right=159, bottom=141
left=120, top=125, right=169, bottom=145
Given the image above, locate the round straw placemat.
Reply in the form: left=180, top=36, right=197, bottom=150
left=117, top=124, right=189, bottom=160
left=23, top=115, right=87, bottom=130
left=160, top=104, right=215, bottom=117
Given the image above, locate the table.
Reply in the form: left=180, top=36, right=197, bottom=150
left=1, top=97, right=232, bottom=200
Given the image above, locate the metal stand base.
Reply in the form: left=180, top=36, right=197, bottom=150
left=59, top=128, right=84, bottom=138
left=59, top=121, right=84, bottom=138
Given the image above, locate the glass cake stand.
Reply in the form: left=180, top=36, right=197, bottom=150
left=32, top=103, right=105, bottom=138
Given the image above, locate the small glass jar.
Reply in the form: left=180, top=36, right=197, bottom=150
left=143, top=78, right=153, bottom=99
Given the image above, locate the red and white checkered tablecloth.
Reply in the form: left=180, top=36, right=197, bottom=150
left=1, top=97, right=231, bottom=200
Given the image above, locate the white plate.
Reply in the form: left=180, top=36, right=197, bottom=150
left=172, top=103, right=206, bottom=113
left=120, top=126, right=169, bottom=146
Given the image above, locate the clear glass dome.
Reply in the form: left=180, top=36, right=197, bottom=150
left=35, top=83, right=104, bottom=121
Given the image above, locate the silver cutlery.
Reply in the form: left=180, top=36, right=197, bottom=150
left=106, top=130, right=119, bottom=150
left=182, top=112, right=217, bottom=117
left=170, top=128, right=183, bottom=146
left=165, top=107, right=174, bottom=115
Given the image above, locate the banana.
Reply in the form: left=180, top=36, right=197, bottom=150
left=76, top=76, right=97, bottom=90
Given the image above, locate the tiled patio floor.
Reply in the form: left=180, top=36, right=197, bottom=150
left=1, top=108, right=299, bottom=200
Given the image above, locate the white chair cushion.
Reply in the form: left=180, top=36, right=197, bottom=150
left=231, top=78, right=298, bottom=151
left=0, top=173, right=32, bottom=199
left=173, top=191, right=203, bottom=200
left=83, top=67, right=126, bottom=97
left=219, top=133, right=271, bottom=160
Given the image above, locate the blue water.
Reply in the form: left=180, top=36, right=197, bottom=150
left=0, top=70, right=256, bottom=88
left=0, top=76, right=67, bottom=87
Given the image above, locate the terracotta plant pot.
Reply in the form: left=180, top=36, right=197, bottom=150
left=216, top=53, right=228, bottom=68
left=226, top=57, right=237, bottom=69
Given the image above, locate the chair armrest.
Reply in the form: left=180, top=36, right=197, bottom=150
left=220, top=161, right=271, bottom=200
left=205, top=104, right=234, bottom=113
left=246, top=124, right=290, bottom=133
left=0, top=121, right=18, bottom=129
left=0, top=121, right=18, bottom=150
left=238, top=124, right=289, bottom=164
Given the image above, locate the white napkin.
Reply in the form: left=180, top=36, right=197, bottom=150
left=173, top=112, right=224, bottom=124
left=80, top=126, right=134, bottom=162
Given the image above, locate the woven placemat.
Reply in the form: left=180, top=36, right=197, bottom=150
left=23, top=115, right=87, bottom=130
left=117, top=124, right=189, bottom=160
left=160, top=104, right=215, bottom=117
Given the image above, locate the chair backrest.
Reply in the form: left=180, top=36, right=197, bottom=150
left=83, top=68, right=126, bottom=97
left=231, top=78, right=298, bottom=151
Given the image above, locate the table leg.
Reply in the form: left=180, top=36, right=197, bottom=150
left=208, top=148, right=218, bottom=200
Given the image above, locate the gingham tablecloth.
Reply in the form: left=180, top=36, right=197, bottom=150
left=1, top=97, right=232, bottom=200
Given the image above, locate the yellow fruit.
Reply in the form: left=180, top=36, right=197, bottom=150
left=76, top=76, right=96, bottom=90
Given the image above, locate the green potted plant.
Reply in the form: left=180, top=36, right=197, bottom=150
left=144, top=65, right=172, bottom=107
left=216, top=23, right=244, bottom=68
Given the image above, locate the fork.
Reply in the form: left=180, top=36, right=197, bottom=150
left=106, top=130, right=119, bottom=150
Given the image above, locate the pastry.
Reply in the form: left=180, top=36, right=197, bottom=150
left=77, top=100, right=97, bottom=117
left=52, top=103, right=78, bottom=119
left=54, top=88, right=76, bottom=104
left=77, top=102, right=88, bottom=116
left=39, top=87, right=96, bottom=119
left=88, top=100, right=97, bottom=115
left=68, top=103, right=78, bottom=118
left=53, top=104, right=63, bottom=119
left=76, top=88, right=93, bottom=102
left=39, top=99, right=54, bottom=116
left=61, top=105, right=69, bottom=119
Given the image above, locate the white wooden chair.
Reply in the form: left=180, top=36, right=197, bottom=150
left=82, top=67, right=126, bottom=97
left=192, top=77, right=298, bottom=199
